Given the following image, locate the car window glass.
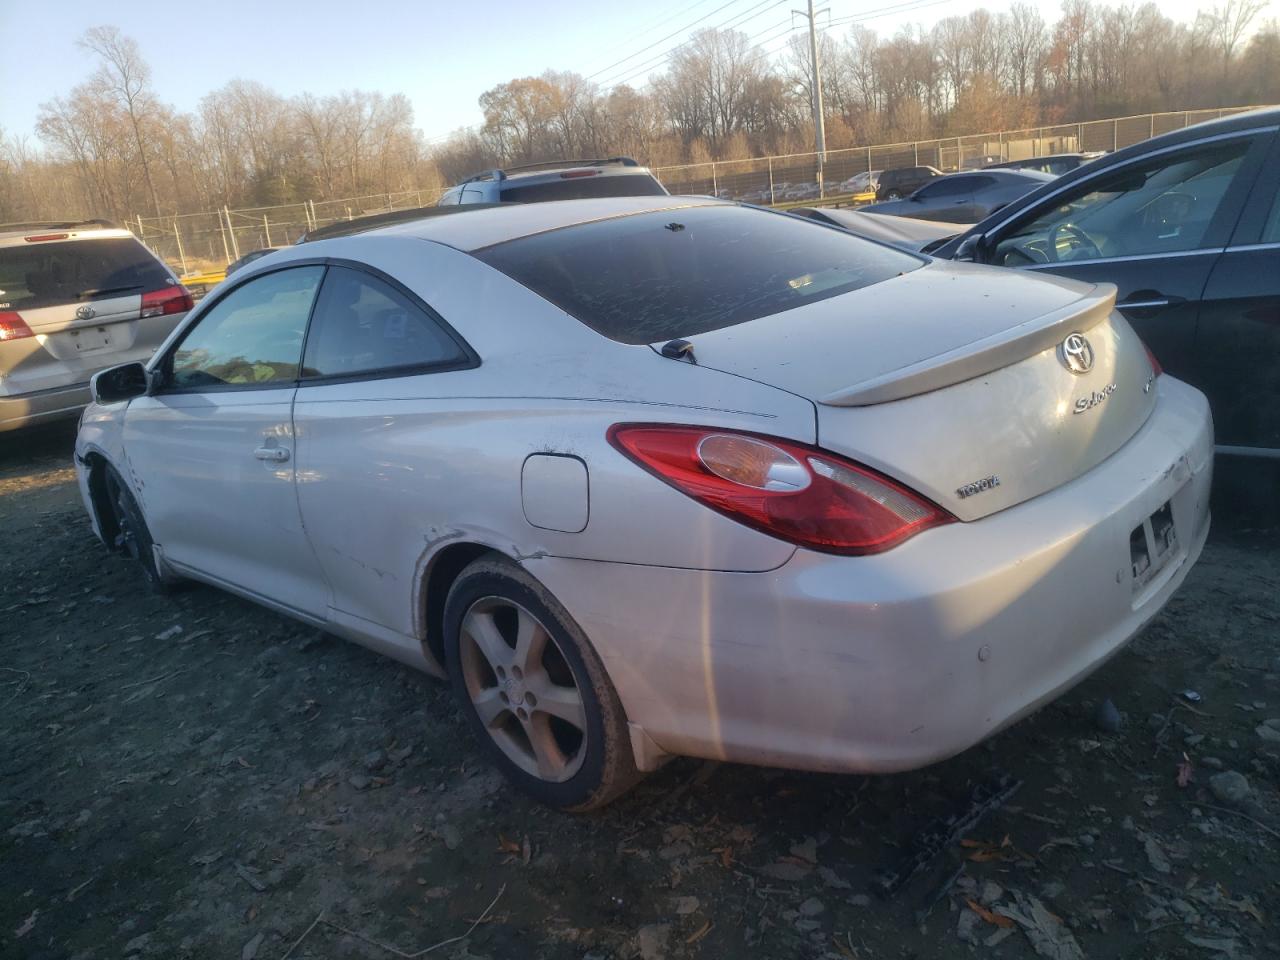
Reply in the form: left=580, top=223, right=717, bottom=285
left=502, top=175, right=667, bottom=202
left=0, top=236, right=171, bottom=311
left=1262, top=192, right=1280, bottom=243
left=301, top=267, right=468, bottom=378
left=168, top=266, right=323, bottom=389
left=917, top=177, right=971, bottom=198
left=476, top=205, right=922, bottom=344
left=992, top=139, right=1251, bottom=267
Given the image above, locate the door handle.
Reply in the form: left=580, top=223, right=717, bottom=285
left=1117, top=294, right=1186, bottom=312
left=254, top=446, right=290, bottom=462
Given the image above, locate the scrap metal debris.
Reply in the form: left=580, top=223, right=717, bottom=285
left=872, top=773, right=1021, bottom=898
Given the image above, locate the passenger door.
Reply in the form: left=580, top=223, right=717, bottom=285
left=981, top=132, right=1272, bottom=386
left=1191, top=136, right=1280, bottom=453
left=291, top=264, right=478, bottom=639
left=123, top=265, right=331, bottom=619
left=908, top=175, right=975, bottom=221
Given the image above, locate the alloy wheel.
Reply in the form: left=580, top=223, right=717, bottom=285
left=458, top=597, right=588, bottom=783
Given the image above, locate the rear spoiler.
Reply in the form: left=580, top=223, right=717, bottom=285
left=821, top=283, right=1117, bottom=407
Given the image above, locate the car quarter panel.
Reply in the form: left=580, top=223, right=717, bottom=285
left=286, top=236, right=815, bottom=645
left=527, top=376, right=1213, bottom=773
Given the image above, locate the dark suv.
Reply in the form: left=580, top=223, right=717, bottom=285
left=875, top=166, right=943, bottom=200
left=439, top=157, right=668, bottom=205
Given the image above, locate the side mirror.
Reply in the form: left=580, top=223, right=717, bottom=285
left=953, top=234, right=988, bottom=263
left=91, top=362, right=150, bottom=405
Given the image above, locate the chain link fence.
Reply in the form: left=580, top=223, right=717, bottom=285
left=651, top=106, right=1269, bottom=202
left=135, top=188, right=445, bottom=285
left=135, top=105, right=1270, bottom=283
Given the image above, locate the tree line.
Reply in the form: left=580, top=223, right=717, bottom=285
left=2, top=1, right=1276, bottom=224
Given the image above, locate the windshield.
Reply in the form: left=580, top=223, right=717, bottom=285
left=475, top=205, right=923, bottom=344
left=0, top=236, right=171, bottom=311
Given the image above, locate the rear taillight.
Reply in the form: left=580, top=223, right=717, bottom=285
left=1142, top=341, right=1163, bottom=377
left=23, top=233, right=69, bottom=243
left=140, top=285, right=194, bottom=318
left=608, top=424, right=953, bottom=555
left=0, top=311, right=35, bottom=341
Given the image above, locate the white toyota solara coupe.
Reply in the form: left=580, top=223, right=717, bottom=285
left=75, top=197, right=1212, bottom=810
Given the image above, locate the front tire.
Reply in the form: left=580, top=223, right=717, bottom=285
left=101, top=465, right=175, bottom=593
left=443, top=556, right=640, bottom=811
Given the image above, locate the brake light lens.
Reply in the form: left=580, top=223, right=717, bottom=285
left=24, top=233, right=69, bottom=243
left=608, top=424, right=953, bottom=555
left=0, top=311, right=35, bottom=341
left=140, top=285, right=194, bottom=318
left=559, top=170, right=599, bottom=179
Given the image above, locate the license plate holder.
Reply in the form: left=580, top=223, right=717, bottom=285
left=1130, top=501, right=1178, bottom=591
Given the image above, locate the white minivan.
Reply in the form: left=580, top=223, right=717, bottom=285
left=0, top=220, right=191, bottom=433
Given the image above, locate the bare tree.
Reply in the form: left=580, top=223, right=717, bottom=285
left=80, top=26, right=163, bottom=217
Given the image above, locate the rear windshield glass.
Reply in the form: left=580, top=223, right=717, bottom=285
left=474, top=205, right=922, bottom=343
left=0, top=236, right=170, bottom=311
left=501, top=174, right=668, bottom=203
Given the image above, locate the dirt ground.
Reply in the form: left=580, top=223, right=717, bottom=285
left=2, top=422, right=1278, bottom=960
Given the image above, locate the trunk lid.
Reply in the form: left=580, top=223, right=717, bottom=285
left=670, top=261, right=1159, bottom=521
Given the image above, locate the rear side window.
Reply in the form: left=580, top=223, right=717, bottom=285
left=475, top=205, right=922, bottom=344
left=917, top=177, right=972, bottom=198
left=0, top=236, right=171, bottom=311
left=301, top=267, right=470, bottom=379
left=501, top=174, right=667, bottom=203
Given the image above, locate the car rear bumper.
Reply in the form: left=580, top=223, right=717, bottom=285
left=527, top=375, right=1213, bottom=774
left=0, top=382, right=91, bottom=433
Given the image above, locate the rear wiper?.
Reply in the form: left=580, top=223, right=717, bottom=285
left=77, top=284, right=142, bottom=299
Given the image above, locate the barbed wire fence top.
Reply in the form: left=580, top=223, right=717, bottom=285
left=135, top=105, right=1270, bottom=277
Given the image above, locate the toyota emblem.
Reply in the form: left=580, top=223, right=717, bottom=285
left=75, top=304, right=96, bottom=321
left=1059, top=332, right=1094, bottom=375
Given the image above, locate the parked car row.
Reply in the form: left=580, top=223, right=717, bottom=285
left=5, top=110, right=1269, bottom=813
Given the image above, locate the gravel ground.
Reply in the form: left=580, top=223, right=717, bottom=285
left=2, top=423, right=1277, bottom=960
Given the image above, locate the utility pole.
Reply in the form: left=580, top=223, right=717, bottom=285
left=794, top=0, right=827, bottom=193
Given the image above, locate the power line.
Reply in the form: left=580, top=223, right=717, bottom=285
left=584, top=0, right=726, bottom=67
left=585, top=0, right=760, bottom=81
left=602, top=3, right=792, bottom=90
left=595, top=0, right=785, bottom=89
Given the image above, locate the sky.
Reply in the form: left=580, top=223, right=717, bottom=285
left=0, top=0, right=1263, bottom=146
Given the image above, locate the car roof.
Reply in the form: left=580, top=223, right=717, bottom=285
left=982, top=168, right=1056, bottom=182
left=365, top=195, right=723, bottom=251
left=0, top=223, right=135, bottom=247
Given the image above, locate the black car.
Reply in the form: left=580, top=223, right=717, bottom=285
left=225, top=247, right=279, bottom=276
left=985, top=152, right=1104, bottom=176
left=934, top=107, right=1280, bottom=457
left=875, top=165, right=943, bottom=200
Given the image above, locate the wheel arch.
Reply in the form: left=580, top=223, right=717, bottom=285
left=419, top=541, right=504, bottom=670
left=82, top=450, right=122, bottom=549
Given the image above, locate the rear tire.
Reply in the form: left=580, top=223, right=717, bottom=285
left=443, top=555, right=641, bottom=811
left=101, top=464, right=176, bottom=593
left=886, top=189, right=902, bottom=200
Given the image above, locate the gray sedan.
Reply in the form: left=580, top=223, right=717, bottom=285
left=860, top=169, right=1054, bottom=223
